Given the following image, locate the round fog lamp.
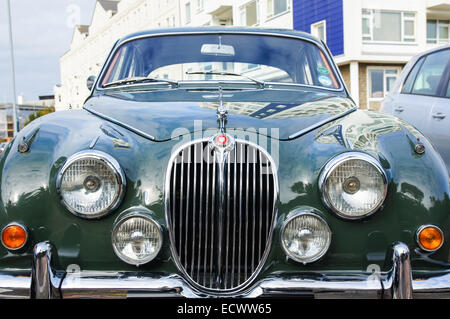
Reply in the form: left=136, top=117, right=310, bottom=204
left=281, top=212, right=331, bottom=264
left=112, top=214, right=162, bottom=265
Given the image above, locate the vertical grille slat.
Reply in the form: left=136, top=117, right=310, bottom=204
left=167, top=139, right=277, bottom=292
left=224, top=151, right=231, bottom=289
left=184, top=146, right=191, bottom=270
left=210, top=151, right=216, bottom=288
left=203, top=148, right=210, bottom=287
left=196, top=143, right=204, bottom=282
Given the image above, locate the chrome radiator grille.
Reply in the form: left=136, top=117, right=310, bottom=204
left=166, top=139, right=277, bottom=292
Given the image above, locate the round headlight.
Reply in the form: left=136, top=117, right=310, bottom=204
left=318, top=152, right=387, bottom=219
left=281, top=212, right=331, bottom=264
left=57, top=150, right=126, bottom=219
left=112, top=213, right=163, bottom=266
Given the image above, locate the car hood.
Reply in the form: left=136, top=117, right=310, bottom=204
left=85, top=92, right=355, bottom=141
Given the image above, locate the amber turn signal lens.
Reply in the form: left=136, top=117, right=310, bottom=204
left=1, top=224, right=28, bottom=250
left=417, top=226, right=444, bottom=251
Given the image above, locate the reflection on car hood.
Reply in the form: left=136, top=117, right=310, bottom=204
left=85, top=94, right=355, bottom=141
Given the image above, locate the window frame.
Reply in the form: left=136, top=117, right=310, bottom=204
left=240, top=0, right=259, bottom=27
left=366, top=66, right=401, bottom=109
left=362, top=9, right=417, bottom=44
left=427, top=19, right=450, bottom=44
left=196, top=0, right=204, bottom=13
left=311, top=20, right=327, bottom=43
left=401, top=48, right=450, bottom=99
left=185, top=2, right=191, bottom=24
left=266, top=0, right=290, bottom=20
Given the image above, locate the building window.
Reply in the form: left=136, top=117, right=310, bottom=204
left=185, top=2, right=191, bottom=24
left=311, top=20, right=326, bottom=43
left=197, top=0, right=204, bottom=12
left=427, top=19, right=450, bottom=44
left=367, top=67, right=400, bottom=110
left=362, top=10, right=416, bottom=43
left=267, top=0, right=289, bottom=19
left=240, top=1, right=258, bottom=26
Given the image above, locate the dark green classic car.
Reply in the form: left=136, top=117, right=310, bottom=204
left=0, top=28, right=449, bottom=299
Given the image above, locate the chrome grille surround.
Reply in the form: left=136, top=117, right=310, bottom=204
left=164, top=138, right=278, bottom=294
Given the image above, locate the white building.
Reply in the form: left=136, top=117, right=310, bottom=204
left=293, top=0, right=450, bottom=109
left=55, top=0, right=293, bottom=111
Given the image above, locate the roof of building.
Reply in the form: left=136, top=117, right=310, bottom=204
left=116, top=27, right=321, bottom=47
left=76, top=25, right=90, bottom=35
left=98, top=0, right=119, bottom=13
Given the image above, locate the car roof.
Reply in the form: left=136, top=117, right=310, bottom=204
left=117, top=27, right=322, bottom=47
left=414, top=43, right=450, bottom=59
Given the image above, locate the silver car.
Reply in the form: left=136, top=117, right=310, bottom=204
left=381, top=44, right=450, bottom=176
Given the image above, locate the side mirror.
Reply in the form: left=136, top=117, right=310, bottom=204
left=86, top=75, right=96, bottom=91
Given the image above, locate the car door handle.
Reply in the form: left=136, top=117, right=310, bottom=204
left=394, top=107, right=404, bottom=113
left=432, top=112, right=446, bottom=120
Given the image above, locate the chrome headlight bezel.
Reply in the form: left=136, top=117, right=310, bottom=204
left=280, top=211, right=332, bottom=264
left=56, top=150, right=126, bottom=219
left=318, top=152, right=388, bottom=220
left=111, top=212, right=163, bottom=266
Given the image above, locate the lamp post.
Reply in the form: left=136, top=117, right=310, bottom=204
left=6, top=0, right=18, bottom=136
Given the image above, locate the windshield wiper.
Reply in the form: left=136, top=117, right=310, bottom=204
left=103, top=76, right=179, bottom=88
left=185, top=70, right=266, bottom=89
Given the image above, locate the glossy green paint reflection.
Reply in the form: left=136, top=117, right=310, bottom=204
left=0, top=98, right=449, bottom=284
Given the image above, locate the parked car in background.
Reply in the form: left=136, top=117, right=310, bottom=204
left=0, top=142, right=8, bottom=154
left=381, top=45, right=450, bottom=176
left=0, top=28, right=449, bottom=299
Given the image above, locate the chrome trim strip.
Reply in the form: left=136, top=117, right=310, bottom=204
left=252, top=146, right=256, bottom=272
left=415, top=225, right=444, bottom=252
left=0, top=272, right=31, bottom=299
left=2, top=241, right=450, bottom=298
left=164, top=138, right=279, bottom=295
left=191, top=143, right=197, bottom=278
left=184, top=145, right=191, bottom=271
left=231, top=146, right=237, bottom=287
left=317, top=151, right=388, bottom=220
left=56, top=150, right=126, bottom=219
left=210, top=146, right=216, bottom=288
left=197, top=144, right=204, bottom=281
left=203, top=146, right=210, bottom=287
left=83, top=106, right=156, bottom=141
left=1, top=222, right=28, bottom=251
left=95, top=30, right=345, bottom=93
left=245, top=143, right=249, bottom=280
left=224, top=151, right=231, bottom=288
left=238, top=142, right=243, bottom=286
left=31, top=242, right=62, bottom=299
left=288, top=107, right=357, bottom=140
left=215, top=142, right=226, bottom=287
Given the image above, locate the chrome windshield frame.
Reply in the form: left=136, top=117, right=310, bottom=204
left=92, top=30, right=349, bottom=96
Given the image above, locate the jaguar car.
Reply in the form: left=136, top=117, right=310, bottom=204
left=0, top=28, right=449, bottom=299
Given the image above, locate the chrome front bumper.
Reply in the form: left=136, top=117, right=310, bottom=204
left=1, top=241, right=449, bottom=299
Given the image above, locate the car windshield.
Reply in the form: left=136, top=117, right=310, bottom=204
left=100, top=33, right=341, bottom=90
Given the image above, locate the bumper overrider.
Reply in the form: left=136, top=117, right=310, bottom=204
left=0, top=241, right=449, bottom=299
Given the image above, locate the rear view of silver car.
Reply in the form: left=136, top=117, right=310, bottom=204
left=381, top=45, right=450, bottom=176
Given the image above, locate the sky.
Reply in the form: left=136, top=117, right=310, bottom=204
left=0, top=0, right=96, bottom=103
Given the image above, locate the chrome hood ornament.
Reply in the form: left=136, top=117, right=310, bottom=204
left=217, top=86, right=228, bottom=134
left=211, top=87, right=234, bottom=161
